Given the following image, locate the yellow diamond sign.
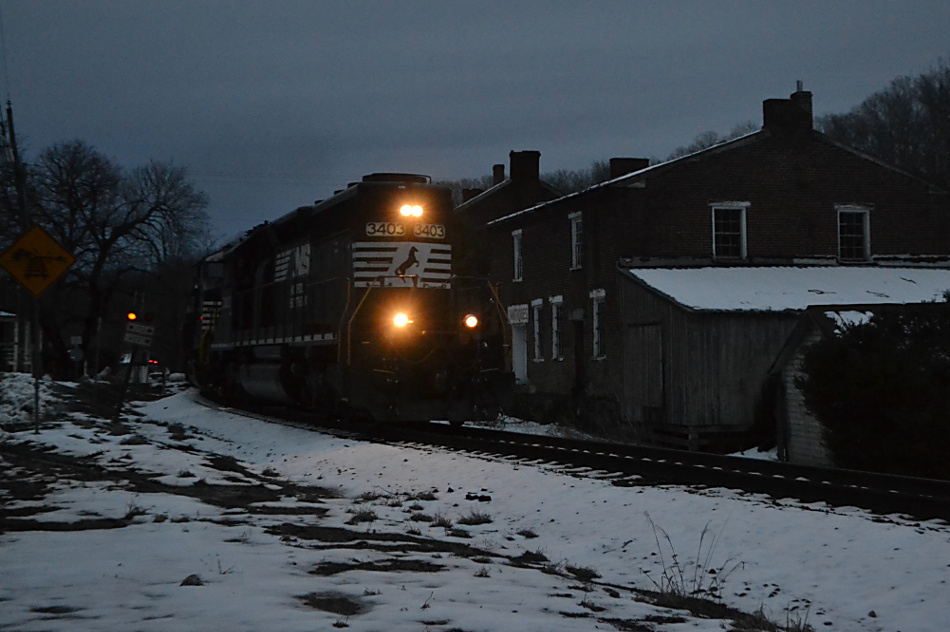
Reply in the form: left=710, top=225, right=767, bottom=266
left=0, top=226, right=76, bottom=297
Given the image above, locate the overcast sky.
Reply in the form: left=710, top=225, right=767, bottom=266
left=3, top=1, right=949, bottom=239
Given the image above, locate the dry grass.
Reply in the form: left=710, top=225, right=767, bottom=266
left=457, top=510, right=492, bottom=526
left=345, top=509, right=377, bottom=525
left=640, top=512, right=742, bottom=603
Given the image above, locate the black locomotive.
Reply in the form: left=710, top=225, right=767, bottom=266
left=189, top=173, right=512, bottom=423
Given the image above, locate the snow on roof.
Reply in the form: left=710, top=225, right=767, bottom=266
left=825, top=309, right=874, bottom=330
left=626, top=266, right=950, bottom=312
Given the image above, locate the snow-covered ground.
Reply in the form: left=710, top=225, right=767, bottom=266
left=1, top=372, right=948, bottom=631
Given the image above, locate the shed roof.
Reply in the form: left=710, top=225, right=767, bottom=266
left=624, top=266, right=950, bottom=313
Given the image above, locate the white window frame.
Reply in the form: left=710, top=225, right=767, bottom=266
left=531, top=298, right=544, bottom=362
left=710, top=202, right=749, bottom=260
left=837, top=205, right=871, bottom=261
left=590, top=288, right=606, bottom=359
left=570, top=211, right=583, bottom=270
left=512, top=229, right=523, bottom=281
left=550, top=295, right=563, bottom=360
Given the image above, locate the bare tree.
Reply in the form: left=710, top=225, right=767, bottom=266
left=18, top=140, right=210, bottom=376
left=819, top=77, right=924, bottom=175
left=817, top=60, right=950, bottom=188
left=665, top=121, right=758, bottom=161
left=914, top=62, right=950, bottom=187
left=542, top=160, right=611, bottom=193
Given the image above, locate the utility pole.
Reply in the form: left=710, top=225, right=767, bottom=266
left=5, top=102, right=28, bottom=232
left=3, top=100, right=43, bottom=431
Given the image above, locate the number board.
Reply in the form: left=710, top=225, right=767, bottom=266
left=365, top=222, right=445, bottom=239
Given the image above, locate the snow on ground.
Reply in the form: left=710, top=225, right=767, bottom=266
left=1, top=372, right=949, bottom=631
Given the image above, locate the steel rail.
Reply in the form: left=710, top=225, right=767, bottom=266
left=366, top=423, right=950, bottom=523
left=194, top=393, right=950, bottom=523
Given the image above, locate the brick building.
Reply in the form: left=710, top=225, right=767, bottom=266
left=453, top=151, right=562, bottom=277
left=485, top=89, right=950, bottom=445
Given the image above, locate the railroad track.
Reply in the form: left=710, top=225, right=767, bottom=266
left=364, top=422, right=950, bottom=523
left=196, top=393, right=950, bottom=523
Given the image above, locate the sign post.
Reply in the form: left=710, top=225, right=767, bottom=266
left=0, top=226, right=76, bottom=432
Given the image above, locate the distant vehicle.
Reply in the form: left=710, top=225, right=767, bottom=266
left=188, top=173, right=513, bottom=423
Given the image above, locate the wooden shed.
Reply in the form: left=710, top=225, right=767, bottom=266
left=617, top=266, right=950, bottom=452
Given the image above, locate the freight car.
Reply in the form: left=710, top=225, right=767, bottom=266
left=189, top=173, right=512, bottom=423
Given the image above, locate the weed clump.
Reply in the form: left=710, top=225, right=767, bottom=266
left=457, top=510, right=492, bottom=526
left=640, top=512, right=742, bottom=603
left=345, top=509, right=377, bottom=525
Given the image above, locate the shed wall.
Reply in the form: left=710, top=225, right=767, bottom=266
left=620, top=274, right=799, bottom=446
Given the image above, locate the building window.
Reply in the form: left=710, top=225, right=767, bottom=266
left=590, top=289, right=606, bottom=358
left=507, top=304, right=529, bottom=384
left=531, top=299, right=544, bottom=361
left=550, top=296, right=563, bottom=360
left=570, top=212, right=583, bottom=269
left=838, top=205, right=870, bottom=261
left=512, top=229, right=523, bottom=281
left=711, top=203, right=748, bottom=259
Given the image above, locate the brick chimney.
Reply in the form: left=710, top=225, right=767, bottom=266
left=790, top=80, right=812, bottom=118
left=509, top=150, right=541, bottom=181
left=492, top=163, right=505, bottom=186
left=609, top=157, right=650, bottom=179
left=763, top=83, right=813, bottom=135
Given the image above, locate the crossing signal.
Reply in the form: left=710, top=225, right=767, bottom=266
left=126, top=312, right=153, bottom=322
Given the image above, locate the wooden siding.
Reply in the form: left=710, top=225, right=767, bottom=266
left=620, top=274, right=799, bottom=435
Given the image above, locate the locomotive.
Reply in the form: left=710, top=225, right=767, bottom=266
left=189, top=173, right=513, bottom=423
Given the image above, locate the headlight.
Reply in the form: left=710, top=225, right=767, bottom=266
left=399, top=204, right=423, bottom=218
left=463, top=314, right=479, bottom=329
left=393, top=312, right=412, bottom=328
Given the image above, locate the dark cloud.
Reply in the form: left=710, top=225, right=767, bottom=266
left=3, top=0, right=948, bottom=237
